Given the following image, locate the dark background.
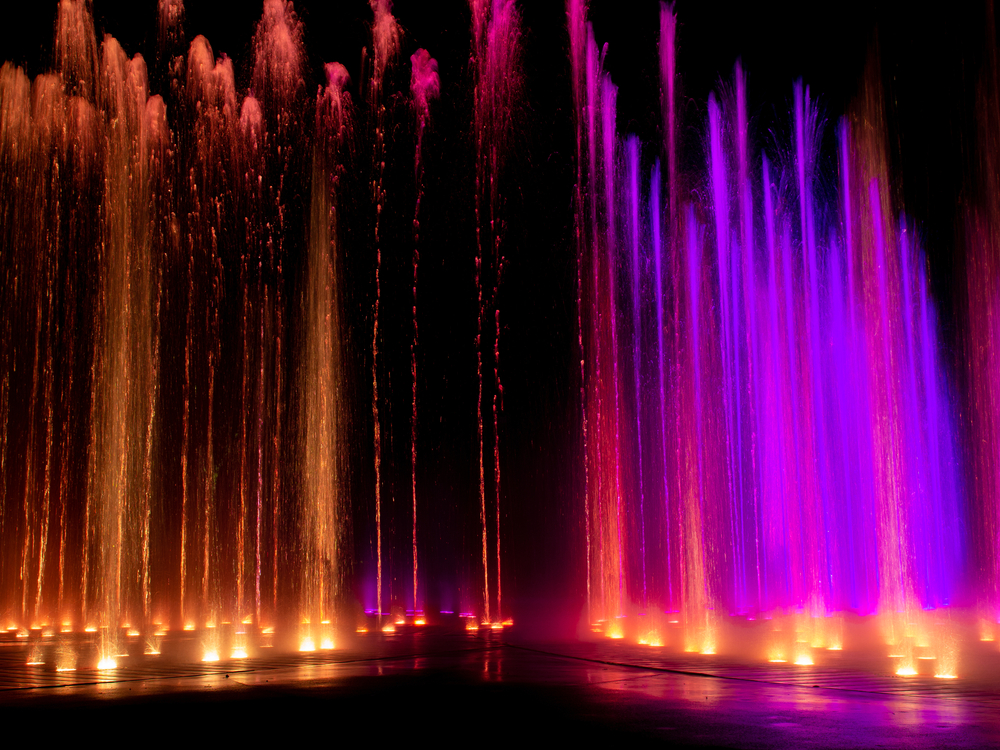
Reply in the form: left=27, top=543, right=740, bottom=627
left=0, top=1, right=993, bottom=634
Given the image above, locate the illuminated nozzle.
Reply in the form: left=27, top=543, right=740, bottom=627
left=183, top=623, right=196, bottom=632
left=465, top=619, right=479, bottom=632
left=231, top=648, right=248, bottom=659
left=97, top=657, right=118, bottom=670
left=896, top=666, right=917, bottom=676
left=356, top=626, right=369, bottom=634
left=606, top=621, right=624, bottom=640
left=934, top=673, right=958, bottom=679
left=381, top=623, right=396, bottom=633
left=794, top=655, right=814, bottom=666
left=414, top=618, right=426, bottom=626
left=320, top=638, right=335, bottom=650
left=202, top=650, right=220, bottom=662
left=490, top=622, right=503, bottom=630
left=299, top=637, right=316, bottom=652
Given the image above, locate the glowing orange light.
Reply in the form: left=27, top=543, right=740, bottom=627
left=794, top=656, right=814, bottom=666
left=98, top=657, right=118, bottom=670
left=84, top=626, right=97, bottom=633
left=202, top=650, right=219, bottom=662
left=896, top=666, right=917, bottom=676
left=465, top=620, right=479, bottom=632
left=127, top=629, right=140, bottom=637
left=382, top=624, right=396, bottom=633
left=320, top=638, right=335, bottom=650
left=934, top=673, right=958, bottom=679
left=414, top=618, right=426, bottom=626
left=299, top=638, right=316, bottom=652
left=768, top=659, right=788, bottom=663
left=183, top=623, right=195, bottom=632
left=242, top=616, right=253, bottom=625
left=356, top=626, right=369, bottom=634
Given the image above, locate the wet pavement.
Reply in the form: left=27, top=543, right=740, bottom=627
left=1, top=631, right=997, bottom=747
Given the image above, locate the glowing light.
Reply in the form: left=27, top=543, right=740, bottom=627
left=231, top=648, right=248, bottom=659
left=382, top=624, right=396, bottom=633
left=321, top=638, right=335, bottom=650
left=827, top=646, right=843, bottom=651
left=127, top=629, right=140, bottom=637
left=242, top=616, right=253, bottom=625
left=465, top=620, right=479, bottom=632
left=414, top=618, right=426, bottom=626
left=299, top=638, right=316, bottom=652
left=98, top=658, right=118, bottom=670
left=55, top=667, right=76, bottom=672
left=794, top=656, right=814, bottom=666
left=934, top=673, right=958, bottom=679
left=202, top=650, right=220, bottom=662
left=183, top=623, right=195, bottom=631
left=356, top=626, right=369, bottom=634
left=490, top=622, right=503, bottom=630
left=896, top=666, right=917, bottom=676
left=768, top=659, right=788, bottom=663
left=606, top=621, right=624, bottom=639
left=918, top=655, right=937, bottom=660
left=700, top=647, right=716, bottom=655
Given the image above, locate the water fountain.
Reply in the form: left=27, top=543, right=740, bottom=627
left=0, top=0, right=997, bottom=686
